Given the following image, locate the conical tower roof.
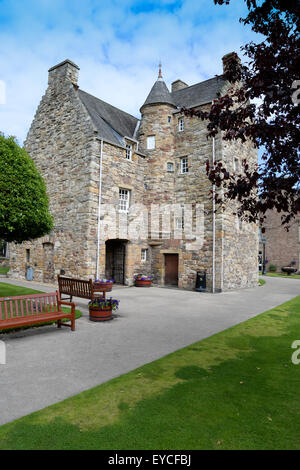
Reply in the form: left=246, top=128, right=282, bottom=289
left=140, top=63, right=176, bottom=112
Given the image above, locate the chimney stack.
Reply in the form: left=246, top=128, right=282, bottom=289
left=171, top=79, right=188, bottom=93
left=48, top=59, right=80, bottom=88
left=222, top=52, right=240, bottom=74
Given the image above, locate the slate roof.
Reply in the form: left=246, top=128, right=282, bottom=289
left=78, top=74, right=226, bottom=145
left=140, top=79, right=176, bottom=111
left=171, top=75, right=226, bottom=109
left=78, top=89, right=139, bottom=146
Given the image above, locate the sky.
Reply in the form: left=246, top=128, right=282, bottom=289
left=0, top=0, right=257, bottom=144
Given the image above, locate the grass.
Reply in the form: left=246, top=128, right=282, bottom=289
left=0, top=295, right=299, bottom=450
left=259, top=279, right=265, bottom=286
left=264, top=272, right=300, bottom=280
left=0, top=282, right=82, bottom=333
left=0, top=266, right=9, bottom=275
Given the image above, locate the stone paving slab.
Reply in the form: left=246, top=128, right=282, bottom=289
left=0, top=277, right=299, bottom=425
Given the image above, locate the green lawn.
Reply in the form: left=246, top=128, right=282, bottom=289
left=0, top=266, right=9, bottom=275
left=0, top=295, right=299, bottom=450
left=0, top=282, right=82, bottom=333
left=265, top=272, right=300, bottom=280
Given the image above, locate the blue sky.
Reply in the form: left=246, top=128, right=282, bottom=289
left=0, top=0, right=256, bottom=144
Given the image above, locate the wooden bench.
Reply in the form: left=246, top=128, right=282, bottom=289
left=0, top=291, right=76, bottom=332
left=57, top=275, right=102, bottom=302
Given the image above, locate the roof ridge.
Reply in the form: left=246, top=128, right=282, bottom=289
left=171, top=74, right=225, bottom=94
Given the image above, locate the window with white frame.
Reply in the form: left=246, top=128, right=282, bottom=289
left=167, top=162, right=174, bottom=172
left=178, top=117, right=184, bottom=132
left=126, top=143, right=132, bottom=160
left=147, top=135, right=155, bottom=150
left=141, top=248, right=148, bottom=262
left=119, top=188, right=130, bottom=212
left=175, top=216, right=184, bottom=230
left=180, top=157, right=188, bottom=174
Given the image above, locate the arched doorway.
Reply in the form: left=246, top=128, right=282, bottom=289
left=105, top=239, right=127, bottom=284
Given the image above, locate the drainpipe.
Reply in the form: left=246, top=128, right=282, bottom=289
left=212, top=135, right=216, bottom=293
left=96, top=139, right=104, bottom=279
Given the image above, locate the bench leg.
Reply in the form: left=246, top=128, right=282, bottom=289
left=71, top=317, right=75, bottom=331
left=57, top=320, right=62, bottom=329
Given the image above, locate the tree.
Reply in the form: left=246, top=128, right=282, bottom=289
left=187, top=0, right=300, bottom=225
left=0, top=135, right=53, bottom=242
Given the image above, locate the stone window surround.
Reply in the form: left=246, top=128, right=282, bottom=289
left=119, top=188, right=131, bottom=213
left=167, top=161, right=174, bottom=172
left=125, top=143, right=133, bottom=160
left=178, top=117, right=184, bottom=132
left=141, top=248, right=148, bottom=262
left=147, top=135, right=156, bottom=150
left=180, top=156, right=189, bottom=174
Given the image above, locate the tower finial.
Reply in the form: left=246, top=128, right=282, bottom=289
left=158, top=60, right=162, bottom=79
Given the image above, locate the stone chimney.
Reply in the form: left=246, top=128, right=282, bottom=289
left=171, top=79, right=188, bottom=92
left=48, top=59, right=80, bottom=88
left=222, top=52, right=240, bottom=74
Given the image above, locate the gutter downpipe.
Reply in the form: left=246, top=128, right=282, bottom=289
left=96, top=139, right=104, bottom=280
left=212, top=134, right=216, bottom=294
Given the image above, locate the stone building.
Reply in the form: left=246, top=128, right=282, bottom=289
left=9, top=53, right=258, bottom=291
left=259, top=210, right=300, bottom=272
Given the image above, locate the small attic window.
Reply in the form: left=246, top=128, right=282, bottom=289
left=178, top=118, right=184, bottom=132
left=147, top=135, right=155, bottom=150
left=126, top=143, right=132, bottom=160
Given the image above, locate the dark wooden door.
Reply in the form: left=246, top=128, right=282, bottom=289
left=164, top=254, right=178, bottom=286
left=105, top=240, right=126, bottom=284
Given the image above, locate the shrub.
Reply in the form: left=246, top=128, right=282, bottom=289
left=269, top=264, right=277, bottom=272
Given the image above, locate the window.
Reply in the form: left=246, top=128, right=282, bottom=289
left=26, top=249, right=30, bottom=263
left=126, top=143, right=132, bottom=160
left=175, top=216, right=184, bottom=230
left=141, top=249, right=148, bottom=262
left=147, top=135, right=155, bottom=150
left=168, top=116, right=171, bottom=123
left=180, top=157, right=188, bottom=174
left=0, top=240, right=7, bottom=257
left=178, top=118, right=184, bottom=132
left=167, top=162, right=174, bottom=172
left=119, top=188, right=130, bottom=212
left=233, top=157, right=239, bottom=172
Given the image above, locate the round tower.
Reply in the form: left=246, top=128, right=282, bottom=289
left=138, top=64, right=177, bottom=205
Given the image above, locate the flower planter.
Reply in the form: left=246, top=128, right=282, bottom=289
left=89, top=305, right=113, bottom=322
left=135, top=279, right=152, bottom=287
left=93, top=281, right=113, bottom=292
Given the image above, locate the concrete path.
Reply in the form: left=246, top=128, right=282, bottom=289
left=0, top=276, right=299, bottom=425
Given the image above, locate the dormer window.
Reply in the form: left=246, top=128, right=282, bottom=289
left=147, top=135, right=155, bottom=150
left=126, top=143, right=132, bottom=160
left=178, top=118, right=184, bottom=132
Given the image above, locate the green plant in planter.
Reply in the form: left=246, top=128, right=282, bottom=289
left=88, top=297, right=119, bottom=310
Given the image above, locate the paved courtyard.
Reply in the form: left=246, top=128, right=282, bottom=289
left=0, top=276, right=299, bottom=425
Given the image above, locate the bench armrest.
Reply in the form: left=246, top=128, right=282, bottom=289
left=58, top=300, right=76, bottom=313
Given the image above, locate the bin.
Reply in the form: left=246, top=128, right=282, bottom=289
left=195, top=270, right=206, bottom=292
